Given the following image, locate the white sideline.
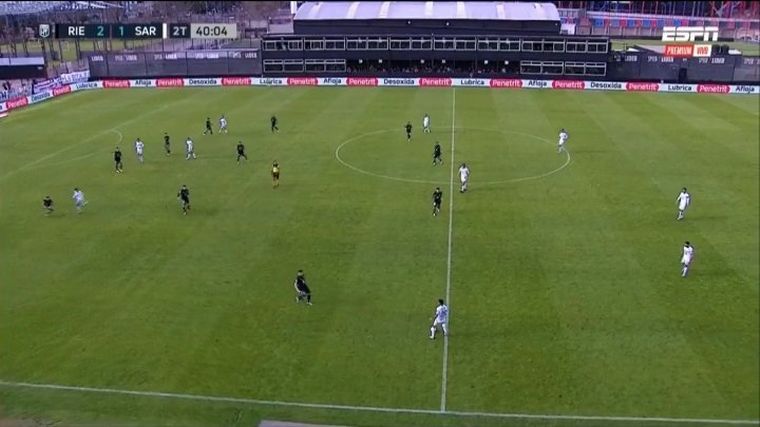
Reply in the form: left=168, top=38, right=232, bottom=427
left=440, top=87, right=456, bottom=412
left=0, top=380, right=757, bottom=425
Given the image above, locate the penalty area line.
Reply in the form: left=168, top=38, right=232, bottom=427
left=0, top=380, right=757, bottom=425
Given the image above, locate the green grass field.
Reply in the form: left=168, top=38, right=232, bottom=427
left=611, top=38, right=760, bottom=55
left=0, top=87, right=758, bottom=427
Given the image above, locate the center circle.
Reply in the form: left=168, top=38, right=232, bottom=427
left=334, top=128, right=570, bottom=186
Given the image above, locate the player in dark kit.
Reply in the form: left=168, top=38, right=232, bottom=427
left=271, top=161, right=280, bottom=188
left=433, top=142, right=442, bottom=165
left=114, top=146, right=123, bottom=173
left=236, top=141, right=247, bottom=163
left=432, top=187, right=443, bottom=216
left=163, top=132, right=171, bottom=155
left=271, top=115, right=279, bottom=133
left=294, top=270, right=312, bottom=305
left=405, top=121, right=413, bottom=142
left=203, top=117, right=213, bottom=135
left=177, top=185, right=191, bottom=215
left=42, top=195, right=54, bottom=215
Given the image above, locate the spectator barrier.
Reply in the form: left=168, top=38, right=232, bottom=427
left=1, top=77, right=757, bottom=114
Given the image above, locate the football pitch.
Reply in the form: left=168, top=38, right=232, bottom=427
left=0, top=87, right=758, bottom=427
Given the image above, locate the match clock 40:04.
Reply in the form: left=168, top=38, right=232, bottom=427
left=190, top=23, right=237, bottom=39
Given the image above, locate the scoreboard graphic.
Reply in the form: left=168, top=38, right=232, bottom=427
left=39, top=23, right=237, bottom=40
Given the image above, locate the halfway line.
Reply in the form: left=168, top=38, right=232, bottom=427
left=440, top=87, right=456, bottom=412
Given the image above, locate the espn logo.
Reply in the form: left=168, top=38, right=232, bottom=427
left=662, top=26, right=719, bottom=42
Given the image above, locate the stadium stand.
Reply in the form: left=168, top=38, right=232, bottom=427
left=0, top=1, right=122, bottom=16
left=261, top=1, right=607, bottom=78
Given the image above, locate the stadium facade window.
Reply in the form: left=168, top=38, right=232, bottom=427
left=287, top=40, right=304, bottom=51
left=564, top=61, right=586, bottom=75
left=325, top=59, right=347, bottom=72
left=367, top=37, right=389, bottom=50
left=543, top=40, right=565, bottom=52
left=303, top=59, right=346, bottom=73
left=477, top=39, right=499, bottom=51
left=499, top=39, right=520, bottom=51
left=434, top=37, right=456, bottom=50
left=306, top=39, right=325, bottom=51
left=566, top=41, right=587, bottom=53
left=347, top=37, right=368, bottom=50
left=305, top=59, right=326, bottom=72
left=455, top=38, right=477, bottom=51
left=264, top=40, right=281, bottom=51
left=390, top=38, right=412, bottom=50
left=587, top=41, right=608, bottom=53
left=263, top=59, right=284, bottom=72
left=406, top=37, right=434, bottom=50
left=585, top=62, right=607, bottom=75
left=541, top=61, right=564, bottom=74
left=520, top=60, right=542, bottom=74
left=283, top=59, right=304, bottom=72
left=324, top=39, right=346, bottom=50
left=521, top=40, right=543, bottom=52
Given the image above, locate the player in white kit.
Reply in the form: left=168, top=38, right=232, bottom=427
left=429, top=299, right=449, bottom=339
left=676, top=187, right=691, bottom=221
left=72, top=188, right=87, bottom=213
left=558, top=128, right=569, bottom=153
left=134, top=138, right=144, bottom=163
left=185, top=137, right=197, bottom=160
left=681, top=241, right=694, bottom=277
left=423, top=113, right=431, bottom=133
left=458, top=163, right=470, bottom=193
left=219, top=115, right=228, bottom=134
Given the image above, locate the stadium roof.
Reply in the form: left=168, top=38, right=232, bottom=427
left=294, top=1, right=560, bottom=22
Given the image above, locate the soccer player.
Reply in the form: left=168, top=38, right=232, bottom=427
left=271, top=115, right=279, bottom=133
left=423, top=113, right=431, bottom=133
left=433, top=142, right=442, bottom=166
left=113, top=146, right=123, bottom=174
left=681, top=241, right=694, bottom=277
left=203, top=117, right=213, bottom=135
left=294, top=270, right=312, bottom=305
left=432, top=187, right=443, bottom=216
left=676, top=187, right=691, bottom=221
left=185, top=137, right=197, bottom=160
left=458, top=163, right=470, bottom=193
left=405, top=121, right=413, bottom=142
left=219, top=115, right=228, bottom=134
left=236, top=141, right=247, bottom=163
left=163, top=132, right=171, bottom=156
left=72, top=188, right=86, bottom=213
left=134, top=138, right=145, bottom=164
left=558, top=128, right=569, bottom=153
left=271, top=161, right=280, bottom=188
left=429, top=299, right=449, bottom=339
left=42, top=195, right=54, bottom=215
left=177, top=184, right=191, bottom=215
